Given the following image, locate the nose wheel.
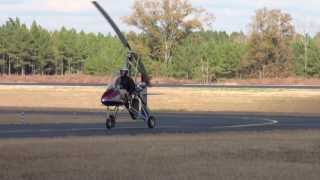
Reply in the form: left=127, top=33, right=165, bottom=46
left=106, top=106, right=119, bottom=130
left=106, top=115, right=116, bottom=129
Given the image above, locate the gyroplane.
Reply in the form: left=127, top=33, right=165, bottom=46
left=92, top=1, right=157, bottom=129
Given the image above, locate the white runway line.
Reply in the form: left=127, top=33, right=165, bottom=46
left=212, top=118, right=278, bottom=129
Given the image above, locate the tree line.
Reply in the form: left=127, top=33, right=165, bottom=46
left=0, top=1, right=320, bottom=82
left=0, top=18, right=126, bottom=76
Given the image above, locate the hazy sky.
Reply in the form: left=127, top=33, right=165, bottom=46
left=1, top=0, right=319, bottom=35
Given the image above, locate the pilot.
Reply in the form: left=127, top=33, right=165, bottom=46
left=116, top=67, right=136, bottom=106
left=118, top=68, right=135, bottom=94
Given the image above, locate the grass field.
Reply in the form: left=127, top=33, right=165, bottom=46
left=0, top=85, right=320, bottom=115
left=0, top=131, right=319, bottom=180
left=2, top=75, right=320, bottom=85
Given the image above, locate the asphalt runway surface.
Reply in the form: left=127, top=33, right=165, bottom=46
left=0, top=110, right=320, bottom=138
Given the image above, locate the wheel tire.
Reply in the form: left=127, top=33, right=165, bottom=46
left=106, top=115, right=115, bottom=129
left=147, top=116, right=156, bottom=129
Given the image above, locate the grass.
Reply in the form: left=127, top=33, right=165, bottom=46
left=0, top=74, right=113, bottom=84
left=221, top=77, right=320, bottom=85
left=0, top=130, right=319, bottom=180
left=0, top=86, right=320, bottom=115
left=2, top=75, right=320, bottom=85
left=0, top=75, right=196, bottom=85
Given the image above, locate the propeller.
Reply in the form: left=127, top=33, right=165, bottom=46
left=92, top=1, right=151, bottom=86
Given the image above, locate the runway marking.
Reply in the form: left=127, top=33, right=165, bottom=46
left=211, top=118, right=278, bottom=129
left=0, top=117, right=278, bottom=135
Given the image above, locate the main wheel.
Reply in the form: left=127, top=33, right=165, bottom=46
left=147, top=116, right=156, bottom=129
left=106, top=115, right=116, bottom=129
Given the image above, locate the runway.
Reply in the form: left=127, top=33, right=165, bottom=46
left=0, top=110, right=320, bottom=138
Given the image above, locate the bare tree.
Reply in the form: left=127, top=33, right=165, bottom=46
left=124, top=0, right=214, bottom=64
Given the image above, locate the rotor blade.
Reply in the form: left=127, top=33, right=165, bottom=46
left=138, top=60, right=150, bottom=86
left=92, top=1, right=131, bottom=50
left=129, top=53, right=151, bottom=86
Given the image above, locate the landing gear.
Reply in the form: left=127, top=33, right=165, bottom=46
left=147, top=116, right=156, bottom=129
left=104, top=95, right=157, bottom=130
left=130, top=95, right=157, bottom=129
left=106, top=106, right=119, bottom=130
left=106, top=115, right=116, bottom=129
left=128, top=98, right=139, bottom=120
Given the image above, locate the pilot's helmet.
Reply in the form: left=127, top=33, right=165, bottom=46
left=120, top=67, right=129, bottom=77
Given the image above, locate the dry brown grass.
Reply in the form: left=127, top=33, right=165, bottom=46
left=0, top=131, right=319, bottom=180
left=221, top=77, right=320, bottom=85
left=2, top=75, right=320, bottom=85
left=0, top=74, right=114, bottom=84
left=150, top=87, right=320, bottom=114
left=0, top=75, right=196, bottom=85
left=0, top=86, right=320, bottom=115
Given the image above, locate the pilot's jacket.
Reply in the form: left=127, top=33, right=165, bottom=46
left=116, top=76, right=136, bottom=95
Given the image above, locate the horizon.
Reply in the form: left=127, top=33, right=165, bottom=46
left=1, top=0, right=320, bottom=35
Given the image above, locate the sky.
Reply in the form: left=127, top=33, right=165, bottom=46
left=0, top=0, right=319, bottom=35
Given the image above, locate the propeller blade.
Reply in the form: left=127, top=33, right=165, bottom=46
left=92, top=1, right=131, bottom=50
